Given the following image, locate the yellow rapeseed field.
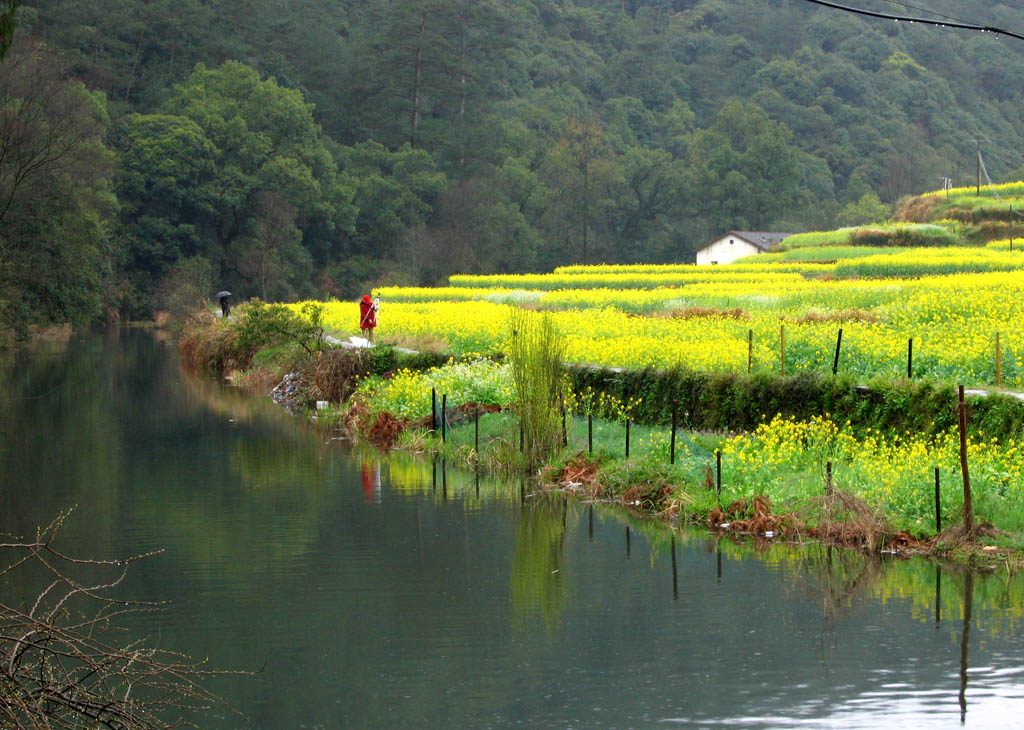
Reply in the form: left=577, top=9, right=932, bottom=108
left=296, top=267, right=1024, bottom=386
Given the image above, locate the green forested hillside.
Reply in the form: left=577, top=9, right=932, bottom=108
left=3, top=0, right=1024, bottom=336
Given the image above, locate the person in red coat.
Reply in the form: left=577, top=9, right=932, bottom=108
left=359, top=294, right=377, bottom=343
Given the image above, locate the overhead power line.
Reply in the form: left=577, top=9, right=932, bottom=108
left=800, top=0, right=1024, bottom=42
left=875, top=0, right=976, bottom=26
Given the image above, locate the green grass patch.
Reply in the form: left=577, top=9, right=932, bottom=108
left=780, top=222, right=964, bottom=250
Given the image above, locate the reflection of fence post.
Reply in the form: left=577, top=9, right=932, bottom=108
left=671, top=537, right=678, bottom=601
left=959, top=572, right=974, bottom=723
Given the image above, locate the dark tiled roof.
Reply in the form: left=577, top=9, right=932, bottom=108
left=729, top=231, right=793, bottom=251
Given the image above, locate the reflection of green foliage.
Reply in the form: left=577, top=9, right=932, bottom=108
left=368, top=448, right=513, bottom=511
left=594, top=502, right=1024, bottom=638
left=511, top=496, right=569, bottom=629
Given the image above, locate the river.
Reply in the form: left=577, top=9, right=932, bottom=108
left=2, top=330, right=1023, bottom=729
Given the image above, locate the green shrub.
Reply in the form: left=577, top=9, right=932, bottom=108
left=234, top=300, right=325, bottom=363
left=566, top=365, right=1024, bottom=441
left=509, top=309, right=565, bottom=469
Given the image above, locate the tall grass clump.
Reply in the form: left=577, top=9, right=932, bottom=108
left=509, top=308, right=565, bottom=470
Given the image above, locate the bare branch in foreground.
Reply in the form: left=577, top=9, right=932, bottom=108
left=1, top=510, right=247, bottom=729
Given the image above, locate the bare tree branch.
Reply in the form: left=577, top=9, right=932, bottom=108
left=1, top=510, right=247, bottom=729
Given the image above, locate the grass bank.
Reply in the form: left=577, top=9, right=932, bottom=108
left=178, top=303, right=1024, bottom=568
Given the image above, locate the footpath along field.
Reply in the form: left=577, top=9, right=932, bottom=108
left=283, top=239, right=1024, bottom=549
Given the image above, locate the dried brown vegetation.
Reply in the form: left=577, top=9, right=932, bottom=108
left=311, top=348, right=372, bottom=403
left=344, top=399, right=412, bottom=449
left=707, top=495, right=802, bottom=536
left=806, top=488, right=897, bottom=552
left=556, top=454, right=603, bottom=494
left=661, top=306, right=749, bottom=320
left=892, top=195, right=940, bottom=222
left=791, top=309, right=878, bottom=325
left=178, top=310, right=249, bottom=374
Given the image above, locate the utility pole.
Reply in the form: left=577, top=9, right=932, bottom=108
left=976, top=140, right=981, bottom=196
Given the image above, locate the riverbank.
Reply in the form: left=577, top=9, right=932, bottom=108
left=179, top=303, right=1024, bottom=569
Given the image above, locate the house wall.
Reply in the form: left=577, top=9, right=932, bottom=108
left=695, top=235, right=760, bottom=265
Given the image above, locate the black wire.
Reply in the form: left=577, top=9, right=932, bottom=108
left=874, top=0, right=976, bottom=26
left=800, top=0, right=1024, bottom=41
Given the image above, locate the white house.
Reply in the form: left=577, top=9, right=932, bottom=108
left=695, top=230, right=792, bottom=266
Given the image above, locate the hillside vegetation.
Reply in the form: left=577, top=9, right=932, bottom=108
left=4, top=0, right=1024, bottom=340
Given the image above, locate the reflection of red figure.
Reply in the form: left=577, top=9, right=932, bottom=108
left=361, top=463, right=381, bottom=504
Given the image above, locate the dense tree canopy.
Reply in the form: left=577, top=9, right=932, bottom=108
left=117, top=61, right=356, bottom=310
left=3, top=0, right=1024, bottom=335
left=0, top=38, right=116, bottom=337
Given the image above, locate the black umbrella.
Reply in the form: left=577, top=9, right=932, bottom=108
left=215, top=291, right=232, bottom=299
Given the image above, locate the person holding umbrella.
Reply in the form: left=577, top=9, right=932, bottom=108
left=215, top=291, right=232, bottom=318
left=359, top=294, right=377, bottom=343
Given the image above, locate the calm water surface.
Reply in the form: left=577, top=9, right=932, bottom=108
left=2, top=331, right=1023, bottom=729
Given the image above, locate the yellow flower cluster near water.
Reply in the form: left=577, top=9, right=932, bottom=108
left=720, top=414, right=1024, bottom=532
left=355, top=359, right=514, bottom=419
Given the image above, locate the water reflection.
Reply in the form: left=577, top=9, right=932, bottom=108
left=960, top=571, right=973, bottom=724
left=4, top=332, right=1024, bottom=729
left=511, top=494, right=569, bottom=628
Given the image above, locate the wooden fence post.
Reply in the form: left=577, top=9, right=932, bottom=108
left=832, top=329, right=843, bottom=375
left=958, top=385, right=973, bottom=532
